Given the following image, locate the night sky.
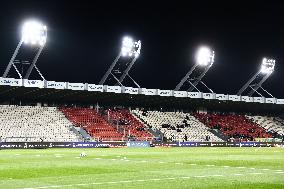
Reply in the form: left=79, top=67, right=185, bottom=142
left=0, top=1, right=283, bottom=97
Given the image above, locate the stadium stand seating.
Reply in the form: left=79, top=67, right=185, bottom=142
left=132, top=110, right=223, bottom=142
left=60, top=107, right=123, bottom=141
left=246, top=115, right=284, bottom=136
left=0, top=105, right=282, bottom=143
left=193, top=113, right=273, bottom=141
left=105, top=108, right=153, bottom=140
left=0, top=105, right=80, bottom=142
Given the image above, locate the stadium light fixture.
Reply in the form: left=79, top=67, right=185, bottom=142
left=174, top=45, right=215, bottom=92
left=121, top=36, right=141, bottom=58
left=99, top=35, right=142, bottom=87
left=2, top=19, right=47, bottom=79
left=22, top=20, right=47, bottom=46
left=237, top=57, right=276, bottom=97
left=196, top=47, right=215, bottom=66
left=260, top=57, right=275, bottom=74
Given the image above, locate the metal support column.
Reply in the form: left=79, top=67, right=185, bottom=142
left=3, top=40, right=23, bottom=77
left=237, top=71, right=260, bottom=96
left=99, top=52, right=121, bottom=85
left=174, top=64, right=198, bottom=91
left=118, top=56, right=138, bottom=84
left=187, top=65, right=212, bottom=92
left=24, top=45, right=44, bottom=79
left=247, top=73, right=271, bottom=96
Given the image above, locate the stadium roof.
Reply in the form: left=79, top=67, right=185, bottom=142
left=0, top=77, right=283, bottom=114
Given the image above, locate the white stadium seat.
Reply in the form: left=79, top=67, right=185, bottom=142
left=132, top=110, right=223, bottom=142
left=246, top=115, right=284, bottom=135
left=0, top=105, right=81, bottom=142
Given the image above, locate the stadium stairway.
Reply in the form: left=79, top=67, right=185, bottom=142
left=209, top=129, right=229, bottom=141
left=73, top=126, right=92, bottom=141
left=104, top=108, right=154, bottom=141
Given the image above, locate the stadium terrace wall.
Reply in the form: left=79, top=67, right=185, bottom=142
left=0, top=77, right=284, bottom=113
left=0, top=142, right=284, bottom=149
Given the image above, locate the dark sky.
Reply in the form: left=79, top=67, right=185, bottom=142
left=0, top=1, right=283, bottom=97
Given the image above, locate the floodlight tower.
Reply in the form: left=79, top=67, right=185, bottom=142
left=99, top=36, right=141, bottom=87
left=174, top=46, right=215, bottom=92
left=3, top=20, right=47, bottom=80
left=237, top=58, right=275, bottom=97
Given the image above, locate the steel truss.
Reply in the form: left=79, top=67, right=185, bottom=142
left=99, top=38, right=141, bottom=88
left=174, top=50, right=214, bottom=93
left=3, top=40, right=45, bottom=80
left=237, top=71, right=274, bottom=98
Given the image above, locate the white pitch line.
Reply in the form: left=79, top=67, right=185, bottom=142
left=275, top=170, right=283, bottom=172
left=23, top=177, right=181, bottom=189
left=205, top=165, right=215, bottom=167
left=233, top=174, right=243, bottom=176
left=107, top=181, right=118, bottom=184
left=25, top=172, right=267, bottom=189
left=159, top=161, right=165, bottom=164
left=249, top=173, right=263, bottom=175
left=180, top=176, right=190, bottom=179
left=189, top=163, right=197, bottom=166
left=166, top=178, right=175, bottom=180
left=236, top=167, right=246, bottom=169
left=194, top=176, right=206, bottom=178
left=120, top=180, right=132, bottom=183
left=76, top=183, right=88, bottom=186
left=274, top=172, right=284, bottom=174
left=175, top=163, right=183, bottom=165
left=261, top=169, right=270, bottom=171
left=223, top=166, right=230, bottom=168
left=150, top=178, right=161, bottom=181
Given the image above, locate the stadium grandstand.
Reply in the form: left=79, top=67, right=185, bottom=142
left=0, top=28, right=283, bottom=143
left=0, top=7, right=284, bottom=188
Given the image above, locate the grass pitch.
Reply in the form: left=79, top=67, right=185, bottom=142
left=0, top=147, right=284, bottom=189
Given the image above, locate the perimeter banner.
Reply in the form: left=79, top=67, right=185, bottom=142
left=0, top=142, right=283, bottom=149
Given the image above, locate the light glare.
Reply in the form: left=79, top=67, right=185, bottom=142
left=260, top=57, right=275, bottom=74
left=22, top=20, right=47, bottom=46
left=121, top=36, right=141, bottom=57
left=196, top=47, right=214, bottom=66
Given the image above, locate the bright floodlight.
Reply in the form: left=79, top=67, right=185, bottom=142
left=196, top=47, right=214, bottom=66
left=260, top=57, right=275, bottom=74
left=22, top=20, right=47, bottom=46
left=121, top=36, right=141, bottom=57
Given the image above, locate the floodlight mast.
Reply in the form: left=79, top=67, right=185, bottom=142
left=237, top=58, right=275, bottom=97
left=2, top=20, right=47, bottom=80
left=99, top=37, right=141, bottom=88
left=174, top=47, right=215, bottom=92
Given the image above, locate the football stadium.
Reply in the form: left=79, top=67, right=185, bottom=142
left=1, top=1, right=284, bottom=189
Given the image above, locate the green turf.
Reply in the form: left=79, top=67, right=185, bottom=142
left=0, top=147, right=284, bottom=189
